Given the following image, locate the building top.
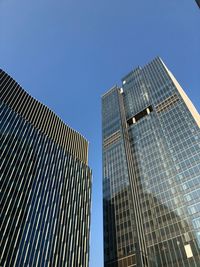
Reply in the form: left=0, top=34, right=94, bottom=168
left=101, top=85, right=118, bottom=98
left=121, top=66, right=142, bottom=83
left=102, top=57, right=200, bottom=128
left=102, top=57, right=162, bottom=97
left=0, top=69, right=89, bottom=164
left=121, top=57, right=163, bottom=83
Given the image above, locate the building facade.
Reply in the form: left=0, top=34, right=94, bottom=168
left=102, top=58, right=200, bottom=267
left=0, top=69, right=92, bottom=267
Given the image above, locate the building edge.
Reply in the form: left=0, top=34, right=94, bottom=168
left=0, top=68, right=89, bottom=164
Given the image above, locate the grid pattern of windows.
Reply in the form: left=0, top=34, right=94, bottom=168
left=0, top=69, right=92, bottom=267
left=102, top=89, right=140, bottom=267
left=102, top=57, right=200, bottom=267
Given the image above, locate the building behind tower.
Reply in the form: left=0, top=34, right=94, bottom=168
left=195, top=0, right=200, bottom=8
left=0, top=69, right=92, bottom=267
left=102, top=57, right=200, bottom=267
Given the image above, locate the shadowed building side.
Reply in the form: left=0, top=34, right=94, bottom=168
left=0, top=69, right=92, bottom=267
left=195, top=0, right=200, bottom=8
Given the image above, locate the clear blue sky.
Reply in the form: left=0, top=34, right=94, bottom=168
left=1, top=1, right=199, bottom=266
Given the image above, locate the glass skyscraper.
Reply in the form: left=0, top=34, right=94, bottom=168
left=102, top=57, right=200, bottom=267
left=0, top=69, right=92, bottom=267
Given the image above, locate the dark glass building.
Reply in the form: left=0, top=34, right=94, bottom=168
left=195, top=0, right=200, bottom=8
left=0, top=69, right=92, bottom=267
left=102, top=58, right=200, bottom=267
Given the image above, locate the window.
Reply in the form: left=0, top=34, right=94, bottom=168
left=184, top=244, right=193, bottom=258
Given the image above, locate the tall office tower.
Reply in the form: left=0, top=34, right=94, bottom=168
left=0, top=69, right=92, bottom=267
left=102, top=57, right=200, bottom=267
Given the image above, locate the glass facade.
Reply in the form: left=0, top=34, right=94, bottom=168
left=0, top=69, right=92, bottom=267
left=102, top=58, right=200, bottom=267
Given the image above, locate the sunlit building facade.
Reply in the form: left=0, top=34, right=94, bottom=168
left=102, top=58, right=200, bottom=267
left=0, top=69, right=92, bottom=267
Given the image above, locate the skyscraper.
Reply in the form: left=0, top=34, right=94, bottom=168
left=102, top=57, right=200, bottom=267
left=0, top=69, right=92, bottom=267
